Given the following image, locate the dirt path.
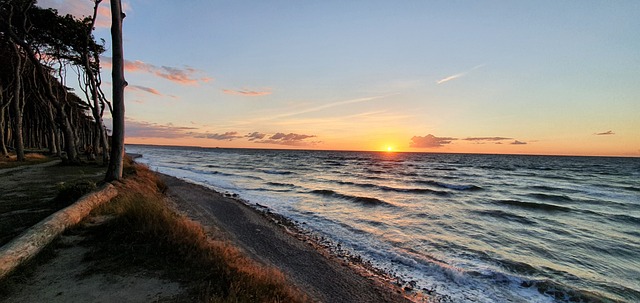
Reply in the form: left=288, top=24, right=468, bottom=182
left=1, top=229, right=182, bottom=303
left=0, top=160, right=105, bottom=246
left=1, top=162, right=183, bottom=303
left=161, top=174, right=411, bottom=303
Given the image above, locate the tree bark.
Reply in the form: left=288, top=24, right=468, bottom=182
left=105, top=0, right=126, bottom=181
left=3, top=35, right=80, bottom=163
left=0, top=87, right=9, bottom=157
left=0, top=184, right=118, bottom=280
left=10, top=43, right=25, bottom=161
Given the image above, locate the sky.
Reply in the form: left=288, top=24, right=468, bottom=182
left=38, top=0, right=640, bottom=156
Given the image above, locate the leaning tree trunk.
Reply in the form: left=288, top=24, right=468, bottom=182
left=0, top=86, right=9, bottom=158
left=85, top=0, right=109, bottom=164
left=5, top=29, right=80, bottom=163
left=10, top=43, right=25, bottom=161
left=43, top=99, right=60, bottom=157
left=0, top=109, right=8, bottom=157
left=105, top=0, right=126, bottom=181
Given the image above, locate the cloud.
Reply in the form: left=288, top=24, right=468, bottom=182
left=124, top=118, right=196, bottom=138
left=128, top=85, right=162, bottom=96
left=410, top=134, right=457, bottom=148
left=101, top=57, right=212, bottom=85
left=223, top=89, right=272, bottom=97
left=36, top=0, right=131, bottom=28
left=595, top=130, right=615, bottom=136
left=510, top=140, right=527, bottom=145
left=436, top=64, right=485, bottom=85
left=463, top=137, right=512, bottom=141
left=192, top=132, right=243, bottom=141
left=254, top=132, right=319, bottom=146
left=248, top=95, right=393, bottom=125
left=245, top=132, right=267, bottom=141
left=436, top=73, right=465, bottom=85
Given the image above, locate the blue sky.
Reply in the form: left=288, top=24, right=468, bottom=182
left=39, top=0, right=640, bottom=155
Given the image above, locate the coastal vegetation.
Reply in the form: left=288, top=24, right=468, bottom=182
left=1, top=156, right=307, bottom=302
left=0, top=0, right=125, bottom=180
left=1, top=2, right=303, bottom=299
left=86, top=159, right=307, bottom=302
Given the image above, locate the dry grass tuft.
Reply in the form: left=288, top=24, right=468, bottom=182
left=88, top=161, right=307, bottom=302
left=0, top=153, right=52, bottom=168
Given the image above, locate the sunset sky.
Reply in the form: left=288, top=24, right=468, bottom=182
left=39, top=0, right=639, bottom=156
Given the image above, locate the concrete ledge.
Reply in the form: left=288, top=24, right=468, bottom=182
left=0, top=184, right=118, bottom=280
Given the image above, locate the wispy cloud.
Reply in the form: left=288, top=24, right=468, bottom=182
left=436, top=64, right=485, bottom=85
left=510, top=140, right=527, bottom=145
left=192, top=132, right=243, bottom=141
left=463, top=137, right=512, bottom=142
left=101, top=57, right=212, bottom=85
left=128, top=85, right=163, bottom=96
left=223, top=89, right=272, bottom=97
left=595, top=130, right=615, bottom=136
left=123, top=118, right=196, bottom=138
left=254, top=132, right=319, bottom=146
left=245, top=132, right=267, bottom=141
left=410, top=134, right=457, bottom=148
left=36, top=0, right=131, bottom=28
left=436, top=73, right=465, bottom=85
left=281, top=95, right=389, bottom=118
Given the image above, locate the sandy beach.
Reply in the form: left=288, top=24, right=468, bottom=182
left=160, top=173, right=412, bottom=303
left=1, top=160, right=413, bottom=302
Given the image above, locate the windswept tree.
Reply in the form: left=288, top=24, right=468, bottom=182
left=0, top=0, right=110, bottom=164
left=105, top=0, right=126, bottom=181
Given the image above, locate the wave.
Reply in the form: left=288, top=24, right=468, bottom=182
left=495, top=199, right=572, bottom=212
left=609, top=213, right=640, bottom=227
left=323, top=160, right=344, bottom=166
left=266, top=181, right=296, bottom=188
left=527, top=193, right=574, bottom=203
left=258, top=169, right=296, bottom=175
left=414, top=179, right=482, bottom=191
left=366, top=168, right=386, bottom=174
left=308, top=189, right=394, bottom=207
left=472, top=209, right=537, bottom=225
left=433, top=167, right=457, bottom=171
left=520, top=279, right=624, bottom=303
left=622, top=186, right=640, bottom=192
left=335, top=180, right=450, bottom=196
left=529, top=185, right=565, bottom=192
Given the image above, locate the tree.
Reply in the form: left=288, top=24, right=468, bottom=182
left=105, top=0, right=126, bottom=181
left=0, top=0, right=106, bottom=163
left=10, top=39, right=25, bottom=161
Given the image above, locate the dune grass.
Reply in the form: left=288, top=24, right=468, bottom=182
left=85, top=159, right=308, bottom=302
left=0, top=153, right=52, bottom=169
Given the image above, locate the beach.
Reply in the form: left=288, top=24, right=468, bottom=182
left=129, top=145, right=640, bottom=302
left=161, top=173, right=412, bottom=303
left=0, top=158, right=412, bottom=302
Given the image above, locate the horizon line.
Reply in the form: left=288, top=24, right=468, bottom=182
left=125, top=143, right=640, bottom=159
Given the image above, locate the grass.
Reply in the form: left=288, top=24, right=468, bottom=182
left=0, top=153, right=53, bottom=169
left=84, top=160, right=308, bottom=302
left=0, top=156, right=106, bottom=246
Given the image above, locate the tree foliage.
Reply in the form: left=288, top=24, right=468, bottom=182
left=0, top=0, right=111, bottom=164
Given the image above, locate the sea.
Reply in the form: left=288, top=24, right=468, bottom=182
left=127, top=144, right=640, bottom=303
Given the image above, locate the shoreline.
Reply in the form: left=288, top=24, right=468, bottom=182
left=158, top=173, right=420, bottom=302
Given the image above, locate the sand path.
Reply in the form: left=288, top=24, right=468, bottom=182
left=161, top=174, right=411, bottom=303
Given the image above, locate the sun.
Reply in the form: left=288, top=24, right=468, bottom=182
left=386, top=146, right=393, bottom=152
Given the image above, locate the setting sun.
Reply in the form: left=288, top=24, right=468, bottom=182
left=386, top=146, right=393, bottom=152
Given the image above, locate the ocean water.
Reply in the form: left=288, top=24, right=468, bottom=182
left=127, top=145, right=640, bottom=302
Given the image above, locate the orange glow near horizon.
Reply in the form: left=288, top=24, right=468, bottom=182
left=124, top=136, right=639, bottom=157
